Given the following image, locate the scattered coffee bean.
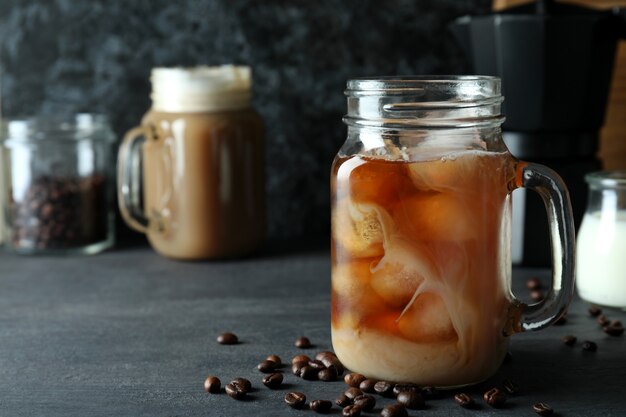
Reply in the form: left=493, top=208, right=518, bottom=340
left=502, top=379, right=519, bottom=395
left=257, top=359, right=277, bottom=373
left=374, top=380, right=394, bottom=397
left=225, top=382, right=247, bottom=400
left=203, top=376, right=221, bottom=393
left=262, top=372, right=283, bottom=389
left=309, top=399, right=332, bottom=413
left=359, top=378, right=376, bottom=393
left=318, top=367, right=337, bottom=381
left=321, top=355, right=345, bottom=375
left=292, top=361, right=307, bottom=375
left=300, top=365, right=318, bottom=380
left=588, top=306, right=602, bottom=317
left=295, top=336, right=312, bottom=348
left=483, top=387, right=506, bottom=408
left=504, top=351, right=513, bottom=363
left=421, top=386, right=439, bottom=399
left=611, top=319, right=622, bottom=327
left=397, top=391, right=425, bottom=409
left=530, top=290, right=544, bottom=302
left=582, top=340, right=598, bottom=352
left=315, top=351, right=336, bottom=360
left=454, top=392, right=475, bottom=408
left=353, top=394, right=376, bottom=411
left=381, top=403, right=408, bottom=417
left=217, top=332, right=238, bottom=345
left=605, top=324, right=625, bottom=337
left=342, top=404, right=362, bottom=417
left=527, top=277, right=543, bottom=290
left=533, top=402, right=554, bottom=416
left=562, top=335, right=577, bottom=346
left=292, top=354, right=311, bottom=364
left=308, top=359, right=326, bottom=370
left=335, top=393, right=352, bottom=407
left=554, top=314, right=567, bottom=325
left=597, top=315, right=610, bottom=326
left=266, top=354, right=282, bottom=366
left=231, top=377, right=252, bottom=392
left=344, top=387, right=363, bottom=400
left=285, top=391, right=307, bottom=409
left=344, top=372, right=366, bottom=387
left=393, top=383, right=419, bottom=396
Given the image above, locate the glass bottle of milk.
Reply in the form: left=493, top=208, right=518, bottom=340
left=576, top=171, right=626, bottom=309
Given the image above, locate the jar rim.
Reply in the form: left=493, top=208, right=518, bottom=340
left=586, top=170, right=626, bottom=188
left=1, top=113, right=115, bottom=143
left=346, top=75, right=501, bottom=93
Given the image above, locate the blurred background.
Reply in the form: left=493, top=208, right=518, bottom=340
left=0, top=0, right=624, bottom=246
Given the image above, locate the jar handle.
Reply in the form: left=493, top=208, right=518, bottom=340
left=506, top=161, right=576, bottom=334
left=117, top=126, right=149, bottom=233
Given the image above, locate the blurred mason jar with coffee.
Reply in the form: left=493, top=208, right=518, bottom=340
left=0, top=114, right=116, bottom=254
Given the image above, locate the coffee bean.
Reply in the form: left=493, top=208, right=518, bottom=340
left=300, top=365, right=318, bottom=380
left=321, top=355, right=344, bottom=375
left=335, top=393, right=352, bottom=407
left=285, top=391, right=307, bottom=409
left=502, top=379, right=519, bottom=395
left=344, top=387, right=363, bottom=400
left=292, top=354, right=311, bottom=365
left=217, top=332, right=238, bottom=345
left=533, top=402, right=554, bottom=416
left=397, top=390, right=425, bottom=409
left=266, top=354, right=282, bottom=366
left=318, top=367, right=337, bottom=381
left=315, top=351, right=336, bottom=361
left=262, top=372, right=283, bottom=389
left=295, top=336, right=312, bottom=348
left=292, top=361, right=307, bottom=375
left=604, top=324, right=625, bottom=337
left=554, top=314, right=567, bottom=325
left=257, top=359, right=278, bottom=373
left=454, top=392, right=475, bottom=408
left=393, top=383, right=419, bottom=396
left=588, top=306, right=602, bottom=317
left=359, top=378, right=376, bottom=393
left=527, top=277, right=543, bottom=290
left=353, top=394, right=376, bottom=411
left=483, top=387, right=506, bottom=408
left=308, top=359, right=326, bottom=370
left=309, top=399, right=332, bottom=413
left=582, top=340, right=598, bottom=352
left=231, top=377, right=252, bottom=392
left=421, top=386, right=440, bottom=399
left=342, top=404, right=362, bottom=417
left=562, top=335, right=577, bottom=346
left=611, top=319, right=623, bottom=327
left=225, top=382, right=246, bottom=400
left=381, top=403, right=408, bottom=417
left=374, top=380, right=394, bottom=397
left=203, top=376, right=221, bottom=393
left=530, top=290, right=544, bottom=302
left=344, top=372, right=366, bottom=387
left=597, top=315, right=610, bottom=326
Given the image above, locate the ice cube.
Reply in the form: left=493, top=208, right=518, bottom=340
left=370, top=238, right=438, bottom=308
left=348, top=158, right=413, bottom=205
left=406, top=152, right=476, bottom=193
left=396, top=292, right=458, bottom=343
left=332, top=260, right=385, bottom=317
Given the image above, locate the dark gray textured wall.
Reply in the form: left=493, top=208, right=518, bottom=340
left=0, top=0, right=488, bottom=241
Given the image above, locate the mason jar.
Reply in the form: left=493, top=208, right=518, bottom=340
left=0, top=114, right=116, bottom=254
left=576, top=171, right=626, bottom=308
left=330, top=76, right=576, bottom=387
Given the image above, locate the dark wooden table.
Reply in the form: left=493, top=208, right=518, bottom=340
left=0, top=245, right=624, bottom=416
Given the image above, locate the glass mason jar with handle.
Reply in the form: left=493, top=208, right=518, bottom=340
left=330, top=76, right=575, bottom=387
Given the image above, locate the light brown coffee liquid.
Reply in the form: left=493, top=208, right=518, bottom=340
left=141, top=109, right=264, bottom=259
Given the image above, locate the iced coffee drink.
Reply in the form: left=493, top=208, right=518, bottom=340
left=331, top=150, right=516, bottom=386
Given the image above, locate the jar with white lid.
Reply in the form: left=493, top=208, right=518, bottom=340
left=118, top=65, right=265, bottom=260
left=576, top=171, right=626, bottom=308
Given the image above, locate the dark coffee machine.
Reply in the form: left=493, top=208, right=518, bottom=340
left=450, top=0, right=626, bottom=266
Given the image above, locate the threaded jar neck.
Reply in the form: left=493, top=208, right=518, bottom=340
left=343, top=76, right=505, bottom=129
